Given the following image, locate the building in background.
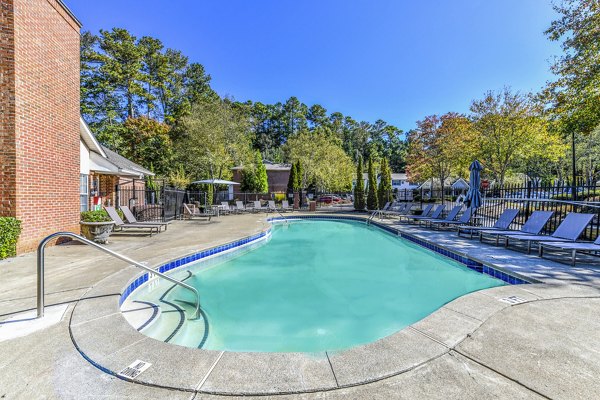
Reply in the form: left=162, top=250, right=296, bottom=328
left=80, top=119, right=153, bottom=212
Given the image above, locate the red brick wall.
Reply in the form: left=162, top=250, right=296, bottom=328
left=0, top=0, right=17, bottom=217
left=0, top=0, right=81, bottom=252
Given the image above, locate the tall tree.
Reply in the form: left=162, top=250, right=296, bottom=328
left=295, top=160, right=303, bottom=190
left=544, top=0, right=600, bottom=137
left=120, top=117, right=173, bottom=175
left=287, top=162, right=297, bottom=193
left=307, top=104, right=329, bottom=130
left=378, top=158, right=392, bottom=207
left=286, top=130, right=353, bottom=193
left=354, top=157, right=366, bottom=211
left=283, top=96, right=308, bottom=137
left=471, top=88, right=564, bottom=186
left=97, top=28, right=150, bottom=119
left=177, top=99, right=253, bottom=183
left=241, top=150, right=269, bottom=193
left=367, top=157, right=379, bottom=210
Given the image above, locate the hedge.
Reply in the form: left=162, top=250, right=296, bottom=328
left=0, top=217, right=22, bottom=259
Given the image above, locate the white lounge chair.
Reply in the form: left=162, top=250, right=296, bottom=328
left=182, top=204, right=212, bottom=221
left=281, top=200, right=294, bottom=212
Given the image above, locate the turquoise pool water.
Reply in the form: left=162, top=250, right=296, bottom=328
left=128, top=220, right=504, bottom=352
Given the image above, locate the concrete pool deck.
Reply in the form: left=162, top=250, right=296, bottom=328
left=1, top=211, right=600, bottom=399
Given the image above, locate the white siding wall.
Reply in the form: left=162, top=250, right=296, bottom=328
left=80, top=140, right=90, bottom=174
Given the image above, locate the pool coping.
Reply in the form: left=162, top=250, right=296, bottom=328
left=69, top=214, right=555, bottom=396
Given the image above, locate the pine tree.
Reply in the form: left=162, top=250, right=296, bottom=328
left=287, top=162, right=297, bottom=193
left=294, top=161, right=303, bottom=190
left=367, top=157, right=378, bottom=210
left=378, top=158, right=392, bottom=208
left=255, top=151, right=269, bottom=193
left=354, top=157, right=366, bottom=210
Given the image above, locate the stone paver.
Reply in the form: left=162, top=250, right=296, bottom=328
left=456, top=298, right=600, bottom=400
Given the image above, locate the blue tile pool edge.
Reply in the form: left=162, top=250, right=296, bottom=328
left=269, top=215, right=533, bottom=285
left=119, top=229, right=271, bottom=305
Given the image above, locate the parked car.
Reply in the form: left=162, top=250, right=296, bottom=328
left=317, top=195, right=342, bottom=204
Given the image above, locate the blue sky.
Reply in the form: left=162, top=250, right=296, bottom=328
left=66, top=0, right=560, bottom=131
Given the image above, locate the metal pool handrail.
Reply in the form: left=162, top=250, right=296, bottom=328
left=36, top=232, right=201, bottom=319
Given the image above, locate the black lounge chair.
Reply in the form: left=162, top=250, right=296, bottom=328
left=404, top=204, right=445, bottom=224
left=502, top=212, right=595, bottom=254
left=477, top=210, right=554, bottom=246
left=457, top=208, right=519, bottom=239
left=427, top=207, right=474, bottom=229
left=419, top=205, right=461, bottom=227
left=395, top=203, right=431, bottom=222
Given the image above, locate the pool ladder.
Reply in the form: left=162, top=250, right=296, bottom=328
left=36, top=232, right=201, bottom=320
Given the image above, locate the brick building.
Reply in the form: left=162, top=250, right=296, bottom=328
left=0, top=0, right=81, bottom=252
left=231, top=161, right=291, bottom=193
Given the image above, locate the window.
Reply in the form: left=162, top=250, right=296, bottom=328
left=80, top=174, right=89, bottom=212
left=392, top=180, right=403, bottom=186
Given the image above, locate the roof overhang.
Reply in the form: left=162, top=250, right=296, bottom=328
left=89, top=152, right=146, bottom=178
left=80, top=118, right=106, bottom=157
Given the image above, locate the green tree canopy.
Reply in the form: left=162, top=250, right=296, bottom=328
left=176, top=98, right=253, bottom=183
left=286, top=129, right=353, bottom=193
left=241, top=150, right=268, bottom=193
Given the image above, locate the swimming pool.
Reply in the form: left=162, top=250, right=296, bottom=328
left=122, top=219, right=505, bottom=352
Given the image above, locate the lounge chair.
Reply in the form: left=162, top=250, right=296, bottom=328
left=477, top=210, right=554, bottom=245
left=382, top=203, right=413, bottom=218
left=120, top=205, right=170, bottom=231
left=235, top=201, right=248, bottom=213
left=219, top=201, right=232, bottom=215
left=105, top=206, right=162, bottom=236
left=419, top=205, right=463, bottom=228
left=267, top=200, right=278, bottom=213
left=502, top=212, right=595, bottom=254
left=402, top=204, right=441, bottom=223
left=182, top=204, right=212, bottom=221
left=250, top=200, right=268, bottom=213
left=369, top=202, right=392, bottom=219
left=427, top=207, right=473, bottom=229
left=281, top=200, right=294, bottom=212
left=457, top=208, right=519, bottom=239
left=539, top=234, right=600, bottom=266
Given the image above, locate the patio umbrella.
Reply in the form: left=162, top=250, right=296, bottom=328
left=464, top=160, right=483, bottom=209
left=191, top=179, right=240, bottom=185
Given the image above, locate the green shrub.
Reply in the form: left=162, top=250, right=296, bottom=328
left=80, top=210, right=113, bottom=222
left=0, top=217, right=21, bottom=259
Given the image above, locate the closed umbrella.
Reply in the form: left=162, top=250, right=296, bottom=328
left=464, top=160, right=483, bottom=209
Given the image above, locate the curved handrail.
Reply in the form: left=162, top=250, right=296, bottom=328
left=36, top=232, right=200, bottom=320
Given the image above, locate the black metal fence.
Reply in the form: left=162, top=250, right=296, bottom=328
left=390, top=182, right=600, bottom=241
left=115, top=186, right=208, bottom=222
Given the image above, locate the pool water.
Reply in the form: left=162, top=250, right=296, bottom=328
left=127, top=220, right=504, bottom=352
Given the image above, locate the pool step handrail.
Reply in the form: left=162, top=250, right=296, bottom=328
left=36, top=232, right=201, bottom=320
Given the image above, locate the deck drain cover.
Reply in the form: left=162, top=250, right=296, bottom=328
left=499, top=296, right=527, bottom=305
left=118, top=360, right=152, bottom=379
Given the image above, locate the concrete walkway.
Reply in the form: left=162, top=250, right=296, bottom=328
left=1, top=211, right=599, bottom=399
